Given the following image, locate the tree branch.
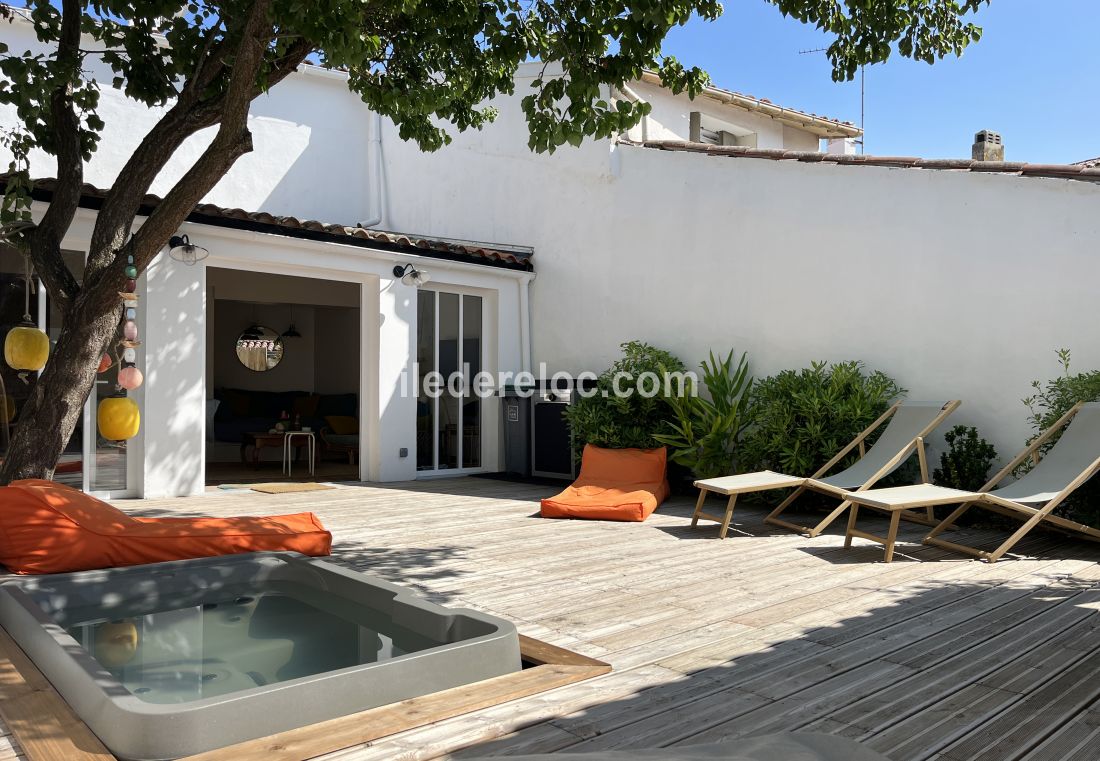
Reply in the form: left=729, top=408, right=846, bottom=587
left=122, top=0, right=281, bottom=280
left=28, top=0, right=83, bottom=314
left=83, top=7, right=310, bottom=282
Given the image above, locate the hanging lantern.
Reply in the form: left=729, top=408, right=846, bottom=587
left=97, top=353, right=114, bottom=373
left=98, top=396, right=140, bottom=441
left=4, top=324, right=49, bottom=371
left=117, top=366, right=143, bottom=390
left=5, top=254, right=48, bottom=372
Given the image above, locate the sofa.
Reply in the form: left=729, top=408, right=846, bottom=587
left=211, top=387, right=357, bottom=445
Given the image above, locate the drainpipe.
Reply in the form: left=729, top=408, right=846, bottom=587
left=613, top=83, right=649, bottom=142
left=518, top=274, right=534, bottom=375
left=359, top=112, right=384, bottom=228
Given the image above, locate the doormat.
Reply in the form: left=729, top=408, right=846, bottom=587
left=250, top=482, right=336, bottom=494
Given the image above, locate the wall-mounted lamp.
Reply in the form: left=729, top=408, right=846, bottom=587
left=168, top=234, right=210, bottom=265
left=393, top=263, right=431, bottom=288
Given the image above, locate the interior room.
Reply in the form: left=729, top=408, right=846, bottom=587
left=205, top=267, right=361, bottom=484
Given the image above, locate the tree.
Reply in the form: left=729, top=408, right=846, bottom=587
left=0, top=0, right=988, bottom=484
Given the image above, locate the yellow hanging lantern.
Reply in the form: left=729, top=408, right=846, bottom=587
left=4, top=324, right=49, bottom=371
left=98, top=396, right=140, bottom=441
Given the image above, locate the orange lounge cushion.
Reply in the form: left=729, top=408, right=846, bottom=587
left=540, top=445, right=669, bottom=522
left=0, top=479, right=332, bottom=575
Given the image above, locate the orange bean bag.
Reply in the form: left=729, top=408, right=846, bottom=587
left=0, top=479, right=332, bottom=575
left=540, top=445, right=669, bottom=522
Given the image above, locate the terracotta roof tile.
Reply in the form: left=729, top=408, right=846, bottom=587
left=629, top=140, right=1100, bottom=185
left=21, top=178, right=533, bottom=270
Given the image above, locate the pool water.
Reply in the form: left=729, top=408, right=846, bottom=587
left=64, top=590, right=442, bottom=704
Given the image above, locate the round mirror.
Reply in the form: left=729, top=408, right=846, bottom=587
left=235, top=326, right=284, bottom=372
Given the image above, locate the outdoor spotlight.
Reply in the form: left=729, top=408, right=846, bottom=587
left=393, top=263, right=431, bottom=287
left=167, top=234, right=210, bottom=265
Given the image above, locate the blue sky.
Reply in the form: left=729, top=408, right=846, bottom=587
left=660, top=1, right=1099, bottom=164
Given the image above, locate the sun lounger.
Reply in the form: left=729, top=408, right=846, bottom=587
left=0, top=479, right=332, bottom=574
left=691, top=400, right=960, bottom=539
left=843, top=401, right=1100, bottom=562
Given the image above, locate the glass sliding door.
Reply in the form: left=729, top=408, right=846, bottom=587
left=416, top=292, right=435, bottom=470
left=415, top=289, right=484, bottom=473
left=0, top=246, right=89, bottom=490
left=462, top=295, right=481, bottom=468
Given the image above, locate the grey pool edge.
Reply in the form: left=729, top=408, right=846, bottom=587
left=0, top=551, right=523, bottom=761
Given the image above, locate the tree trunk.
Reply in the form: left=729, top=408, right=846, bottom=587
left=0, top=295, right=120, bottom=484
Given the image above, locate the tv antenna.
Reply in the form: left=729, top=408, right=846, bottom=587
left=799, top=47, right=865, bottom=154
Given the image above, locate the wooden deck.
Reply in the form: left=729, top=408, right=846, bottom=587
left=7, top=476, right=1100, bottom=760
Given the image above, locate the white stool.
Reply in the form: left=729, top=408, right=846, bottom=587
left=282, top=431, right=316, bottom=477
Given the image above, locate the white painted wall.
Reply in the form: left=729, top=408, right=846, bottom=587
left=314, top=307, right=360, bottom=394
left=211, top=301, right=317, bottom=393
left=141, top=251, right=206, bottom=498
left=0, top=19, right=373, bottom=224
left=368, top=101, right=1100, bottom=461
left=18, top=15, right=1100, bottom=472
left=624, top=79, right=790, bottom=148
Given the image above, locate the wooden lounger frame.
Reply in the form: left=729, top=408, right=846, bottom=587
left=0, top=626, right=610, bottom=761
left=923, top=402, right=1100, bottom=563
left=762, top=400, right=961, bottom=537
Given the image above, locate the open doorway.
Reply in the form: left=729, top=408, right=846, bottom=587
left=205, top=268, right=360, bottom=485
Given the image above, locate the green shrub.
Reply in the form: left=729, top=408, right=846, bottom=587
left=653, top=350, right=751, bottom=479
left=1024, top=349, right=1100, bottom=443
left=740, top=360, right=905, bottom=478
left=1021, top=348, right=1100, bottom=525
left=933, top=425, right=997, bottom=491
left=564, top=341, right=687, bottom=453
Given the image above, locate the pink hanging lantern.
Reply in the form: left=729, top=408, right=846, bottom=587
left=123, top=320, right=139, bottom=341
left=117, top=366, right=144, bottom=390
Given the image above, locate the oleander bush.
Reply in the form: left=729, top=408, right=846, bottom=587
left=1020, top=349, right=1100, bottom=526
left=563, top=341, right=687, bottom=454
left=740, top=360, right=905, bottom=479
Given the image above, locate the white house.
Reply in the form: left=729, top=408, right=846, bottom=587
left=3, top=13, right=1100, bottom=499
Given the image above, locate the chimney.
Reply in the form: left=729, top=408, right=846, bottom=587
left=972, top=130, right=1004, bottom=161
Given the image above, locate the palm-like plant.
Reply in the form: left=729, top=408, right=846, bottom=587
left=654, top=350, right=751, bottom=479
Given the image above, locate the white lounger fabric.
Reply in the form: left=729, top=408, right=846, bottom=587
left=694, top=401, right=955, bottom=496
left=815, top=401, right=955, bottom=490
left=694, top=470, right=806, bottom=494
left=990, top=403, right=1100, bottom=504
left=848, top=402, right=1100, bottom=509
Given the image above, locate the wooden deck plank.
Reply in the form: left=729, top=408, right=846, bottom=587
left=6, top=478, right=1100, bottom=761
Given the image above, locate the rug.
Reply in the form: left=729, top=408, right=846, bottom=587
left=250, top=482, right=336, bottom=494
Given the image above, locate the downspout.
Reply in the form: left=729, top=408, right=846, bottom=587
left=518, top=273, right=534, bottom=375
left=359, top=112, right=384, bottom=228
left=612, top=83, right=649, bottom=142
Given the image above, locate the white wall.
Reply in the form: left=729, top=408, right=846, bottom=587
left=375, top=122, right=1100, bottom=460
left=141, top=251, right=206, bottom=498
left=314, top=306, right=360, bottom=394
left=625, top=79, right=790, bottom=148
left=0, top=19, right=373, bottom=224
left=211, top=301, right=317, bottom=393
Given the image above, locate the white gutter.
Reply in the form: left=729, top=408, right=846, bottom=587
left=359, top=112, right=384, bottom=228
